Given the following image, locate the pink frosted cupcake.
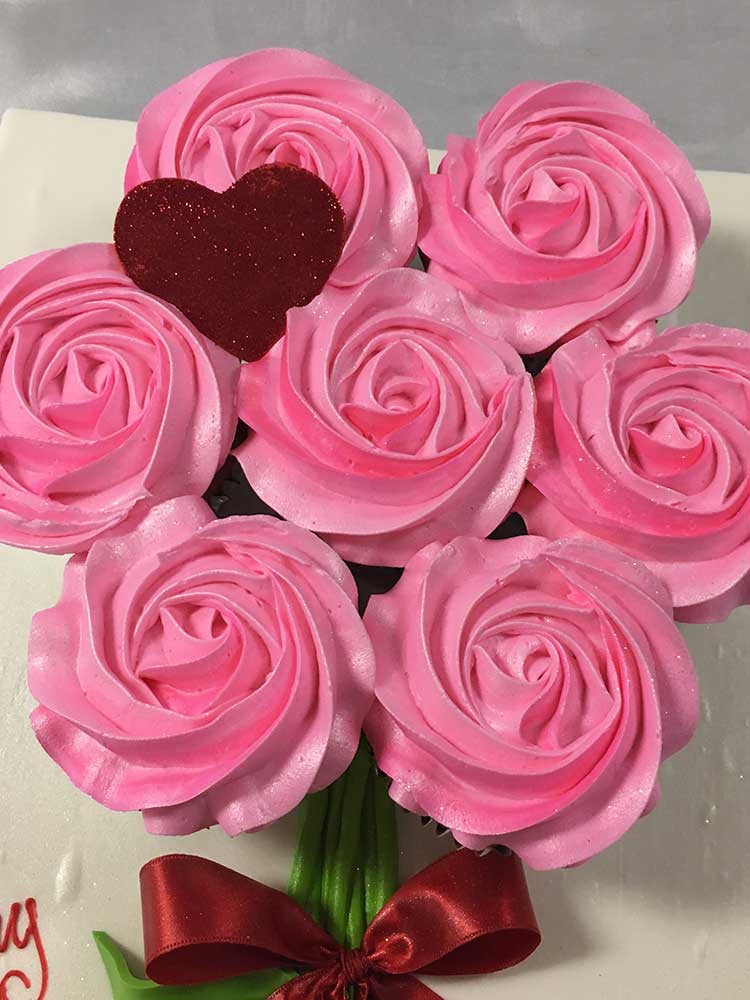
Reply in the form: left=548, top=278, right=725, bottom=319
left=29, top=496, right=374, bottom=835
left=235, top=268, right=535, bottom=566
left=421, top=82, right=709, bottom=354
left=517, top=324, right=750, bottom=623
left=0, top=244, right=238, bottom=554
left=365, top=535, right=698, bottom=869
left=125, top=48, right=429, bottom=289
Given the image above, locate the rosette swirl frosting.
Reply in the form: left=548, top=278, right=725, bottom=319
left=365, top=535, right=697, bottom=869
left=420, top=81, right=710, bottom=353
left=0, top=244, right=238, bottom=554
left=29, top=496, right=374, bottom=835
left=235, top=268, right=535, bottom=565
left=125, top=48, right=429, bottom=288
left=518, top=324, right=750, bottom=623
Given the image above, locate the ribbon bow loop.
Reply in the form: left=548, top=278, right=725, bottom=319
left=140, top=849, right=540, bottom=1000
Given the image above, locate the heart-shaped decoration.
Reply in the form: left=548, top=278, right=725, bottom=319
left=114, top=164, right=345, bottom=361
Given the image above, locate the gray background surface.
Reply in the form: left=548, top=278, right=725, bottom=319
left=0, top=0, right=748, bottom=171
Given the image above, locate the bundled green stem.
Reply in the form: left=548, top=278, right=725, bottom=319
left=287, top=738, right=400, bottom=945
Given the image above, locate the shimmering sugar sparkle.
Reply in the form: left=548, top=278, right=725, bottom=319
left=114, top=164, right=345, bottom=361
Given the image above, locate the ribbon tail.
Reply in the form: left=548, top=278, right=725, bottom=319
left=269, top=967, right=347, bottom=1000
left=270, top=969, right=443, bottom=1000
left=368, top=973, right=445, bottom=1000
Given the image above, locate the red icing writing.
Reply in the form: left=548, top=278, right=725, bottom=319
left=0, top=900, right=48, bottom=999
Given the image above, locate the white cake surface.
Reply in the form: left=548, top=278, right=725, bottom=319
left=0, top=108, right=749, bottom=999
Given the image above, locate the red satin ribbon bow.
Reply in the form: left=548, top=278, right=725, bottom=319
left=141, top=849, right=541, bottom=999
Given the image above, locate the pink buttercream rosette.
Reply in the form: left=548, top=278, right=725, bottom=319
left=517, top=324, right=750, bottom=623
left=365, top=535, right=698, bottom=869
left=29, top=496, right=374, bottom=835
left=0, top=244, right=238, bottom=554
left=125, top=47, right=428, bottom=288
left=420, top=81, right=710, bottom=354
left=235, top=268, right=535, bottom=566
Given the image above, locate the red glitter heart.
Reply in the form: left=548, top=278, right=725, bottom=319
left=114, top=164, right=345, bottom=361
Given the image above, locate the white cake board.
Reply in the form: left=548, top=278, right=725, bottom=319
left=0, top=109, right=748, bottom=998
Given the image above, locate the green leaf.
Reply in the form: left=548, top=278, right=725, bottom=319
left=93, top=932, right=296, bottom=999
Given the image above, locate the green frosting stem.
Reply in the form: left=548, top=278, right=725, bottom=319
left=93, top=933, right=296, bottom=999
left=362, top=767, right=380, bottom=926
left=305, top=854, right=323, bottom=927
left=327, top=740, right=371, bottom=945
left=319, top=772, right=346, bottom=933
left=345, top=859, right=366, bottom=950
left=369, top=768, right=399, bottom=922
left=287, top=787, right=329, bottom=921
